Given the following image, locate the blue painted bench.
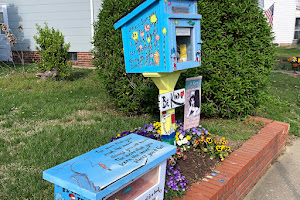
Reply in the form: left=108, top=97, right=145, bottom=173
left=43, top=134, right=176, bottom=200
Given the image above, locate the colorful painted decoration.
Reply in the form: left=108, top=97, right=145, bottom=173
left=206, top=175, right=213, bottom=179
left=114, top=0, right=202, bottom=73
left=219, top=179, right=227, bottom=183
left=202, top=178, right=209, bottom=182
left=184, top=76, right=202, bottom=130
left=69, top=194, right=76, bottom=200
left=55, top=193, right=65, bottom=200
left=150, top=14, right=158, bottom=23
left=211, top=173, right=217, bottom=177
left=196, top=49, right=201, bottom=64
left=98, top=163, right=112, bottom=171
left=162, top=27, right=167, bottom=69
left=214, top=170, right=221, bottom=174
left=158, top=89, right=185, bottom=112
left=132, top=31, right=138, bottom=40
left=187, top=20, right=195, bottom=26
left=123, top=187, right=132, bottom=194
left=44, top=134, right=176, bottom=200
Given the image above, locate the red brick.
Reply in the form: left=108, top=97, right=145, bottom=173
left=186, top=188, right=212, bottom=199
left=191, top=184, right=218, bottom=197
left=200, top=181, right=221, bottom=192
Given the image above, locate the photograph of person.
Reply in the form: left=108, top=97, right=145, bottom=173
left=186, top=90, right=200, bottom=118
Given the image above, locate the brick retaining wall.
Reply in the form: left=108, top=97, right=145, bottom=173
left=175, top=117, right=290, bottom=200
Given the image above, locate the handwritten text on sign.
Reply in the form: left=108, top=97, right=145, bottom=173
left=158, top=89, right=185, bottom=112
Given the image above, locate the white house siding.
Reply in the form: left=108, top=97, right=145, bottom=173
left=263, top=0, right=296, bottom=45
left=258, top=0, right=264, bottom=9
left=2, top=0, right=103, bottom=52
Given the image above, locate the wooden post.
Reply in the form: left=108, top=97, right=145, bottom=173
left=143, top=71, right=185, bottom=145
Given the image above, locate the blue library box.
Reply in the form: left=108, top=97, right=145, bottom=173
left=114, top=0, right=202, bottom=73
left=43, top=134, right=176, bottom=200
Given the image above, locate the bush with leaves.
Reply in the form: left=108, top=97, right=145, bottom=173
left=93, top=0, right=275, bottom=118
left=93, top=0, right=158, bottom=114
left=34, top=23, right=71, bottom=79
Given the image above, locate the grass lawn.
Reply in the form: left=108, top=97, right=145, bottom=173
left=0, top=64, right=262, bottom=199
left=274, top=46, right=300, bottom=71
left=0, top=65, right=155, bottom=199
left=256, top=72, right=300, bottom=136
left=0, top=64, right=298, bottom=199
left=275, top=46, right=300, bottom=60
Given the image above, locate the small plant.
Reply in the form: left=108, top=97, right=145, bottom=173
left=174, top=123, right=231, bottom=161
left=164, top=162, right=188, bottom=199
left=257, top=120, right=265, bottom=127
left=34, top=23, right=71, bottom=79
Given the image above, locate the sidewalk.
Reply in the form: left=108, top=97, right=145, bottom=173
left=244, top=138, right=300, bottom=200
left=273, top=70, right=300, bottom=79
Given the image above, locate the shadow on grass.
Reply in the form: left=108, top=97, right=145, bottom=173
left=68, top=70, right=92, bottom=81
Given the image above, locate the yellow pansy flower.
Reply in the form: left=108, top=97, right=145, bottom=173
left=186, top=135, right=191, bottom=140
left=206, top=137, right=213, bottom=144
left=216, top=145, right=223, bottom=152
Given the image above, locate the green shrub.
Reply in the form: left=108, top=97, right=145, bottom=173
left=93, top=0, right=275, bottom=118
left=184, top=0, right=275, bottom=118
left=34, top=23, right=71, bottom=79
left=93, top=0, right=158, bottom=114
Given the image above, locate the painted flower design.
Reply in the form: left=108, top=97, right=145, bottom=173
left=146, top=36, right=151, bottom=43
left=132, top=31, right=138, bottom=40
left=150, top=14, right=157, bottom=23
left=140, top=30, right=145, bottom=37
left=144, top=24, right=150, bottom=32
left=155, top=35, right=160, bottom=41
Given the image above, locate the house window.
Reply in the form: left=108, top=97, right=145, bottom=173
left=68, top=52, right=78, bottom=62
left=294, top=18, right=300, bottom=39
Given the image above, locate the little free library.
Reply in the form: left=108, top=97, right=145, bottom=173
left=43, top=0, right=203, bottom=199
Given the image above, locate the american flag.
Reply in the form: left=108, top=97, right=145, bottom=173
left=264, top=3, right=274, bottom=27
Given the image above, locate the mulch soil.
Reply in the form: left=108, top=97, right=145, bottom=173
left=177, top=150, right=219, bottom=183
left=176, top=139, right=244, bottom=184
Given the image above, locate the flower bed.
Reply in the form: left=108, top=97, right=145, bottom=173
left=111, top=121, right=232, bottom=199
left=175, top=117, right=290, bottom=200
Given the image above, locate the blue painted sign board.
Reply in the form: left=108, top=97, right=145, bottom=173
left=43, top=134, right=176, bottom=200
left=114, top=0, right=202, bottom=73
